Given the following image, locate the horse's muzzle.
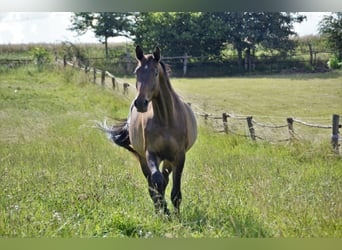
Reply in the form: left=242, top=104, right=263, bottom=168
left=134, top=98, right=149, bottom=113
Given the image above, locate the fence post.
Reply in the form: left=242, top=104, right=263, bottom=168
left=287, top=117, right=295, bottom=140
left=183, top=53, right=189, bottom=76
left=204, top=114, right=208, bottom=125
left=93, top=68, right=96, bottom=84
left=63, top=55, right=67, bottom=67
left=112, top=77, right=116, bottom=90
left=331, top=114, right=340, bottom=154
left=222, top=113, right=228, bottom=134
left=72, top=56, right=76, bottom=68
left=246, top=116, right=256, bottom=140
left=101, top=70, right=105, bottom=86
left=123, top=83, right=129, bottom=95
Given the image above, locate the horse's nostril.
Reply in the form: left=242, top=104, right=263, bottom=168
left=144, top=100, right=149, bottom=107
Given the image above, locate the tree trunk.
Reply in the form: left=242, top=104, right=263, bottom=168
left=245, top=48, right=251, bottom=71
left=237, top=48, right=243, bottom=68
left=308, top=43, right=313, bottom=66
left=105, top=37, right=109, bottom=58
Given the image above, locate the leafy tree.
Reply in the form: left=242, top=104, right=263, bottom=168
left=70, top=12, right=134, bottom=57
left=319, top=13, right=342, bottom=60
left=133, top=12, right=304, bottom=68
left=214, top=12, right=305, bottom=67
left=133, top=12, right=226, bottom=58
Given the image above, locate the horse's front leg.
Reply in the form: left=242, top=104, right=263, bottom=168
left=171, top=154, right=185, bottom=213
left=146, top=151, right=169, bottom=214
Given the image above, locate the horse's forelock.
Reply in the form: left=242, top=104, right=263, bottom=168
left=135, top=55, right=171, bottom=77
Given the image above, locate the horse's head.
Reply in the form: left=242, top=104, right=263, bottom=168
left=133, top=46, right=161, bottom=113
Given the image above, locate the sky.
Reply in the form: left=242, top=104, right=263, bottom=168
left=0, top=12, right=331, bottom=44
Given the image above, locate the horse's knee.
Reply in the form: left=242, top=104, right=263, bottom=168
left=151, top=171, right=166, bottom=192
left=147, top=171, right=166, bottom=205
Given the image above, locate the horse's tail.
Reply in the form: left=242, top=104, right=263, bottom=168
left=94, top=119, right=138, bottom=156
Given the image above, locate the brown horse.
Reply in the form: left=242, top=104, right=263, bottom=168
left=97, top=46, right=197, bottom=214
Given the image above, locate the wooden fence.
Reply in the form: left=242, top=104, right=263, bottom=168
left=57, top=56, right=341, bottom=155
left=57, top=55, right=135, bottom=97
left=198, top=112, right=341, bottom=154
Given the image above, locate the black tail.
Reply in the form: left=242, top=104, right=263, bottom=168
left=95, top=120, right=138, bottom=156
left=111, top=123, right=137, bottom=154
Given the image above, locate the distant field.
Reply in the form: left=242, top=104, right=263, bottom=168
left=0, top=65, right=341, bottom=238
left=124, top=71, right=342, bottom=119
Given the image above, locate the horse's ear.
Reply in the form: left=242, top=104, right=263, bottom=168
left=153, top=47, right=160, bottom=62
left=136, top=45, right=144, bottom=61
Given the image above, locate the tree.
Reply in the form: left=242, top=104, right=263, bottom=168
left=133, top=12, right=305, bottom=66
left=133, top=12, right=226, bottom=58
left=319, top=13, right=342, bottom=60
left=214, top=12, right=306, bottom=68
left=70, top=12, right=134, bottom=57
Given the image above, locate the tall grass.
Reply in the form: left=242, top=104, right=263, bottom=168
left=0, top=65, right=341, bottom=238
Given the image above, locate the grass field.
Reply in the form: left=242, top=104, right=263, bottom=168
left=0, top=65, right=341, bottom=238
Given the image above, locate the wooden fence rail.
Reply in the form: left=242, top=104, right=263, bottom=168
left=57, top=56, right=341, bottom=155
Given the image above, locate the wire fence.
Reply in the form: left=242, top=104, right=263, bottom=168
left=195, top=110, right=341, bottom=153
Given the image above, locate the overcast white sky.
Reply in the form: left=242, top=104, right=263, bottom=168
left=0, top=12, right=331, bottom=44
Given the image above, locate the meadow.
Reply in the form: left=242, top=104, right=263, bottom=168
left=0, top=64, right=341, bottom=238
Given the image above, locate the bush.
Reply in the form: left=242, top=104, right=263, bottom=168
left=327, top=56, right=342, bottom=69
left=30, top=47, right=51, bottom=71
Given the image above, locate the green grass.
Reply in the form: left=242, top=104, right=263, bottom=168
left=171, top=73, right=342, bottom=118
left=0, top=65, right=341, bottom=238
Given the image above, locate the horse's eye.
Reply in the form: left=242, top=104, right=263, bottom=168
left=154, top=68, right=158, bottom=77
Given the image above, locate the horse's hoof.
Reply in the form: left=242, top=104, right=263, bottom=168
left=164, top=208, right=171, bottom=216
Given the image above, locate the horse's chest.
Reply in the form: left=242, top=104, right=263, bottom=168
left=145, top=127, right=183, bottom=158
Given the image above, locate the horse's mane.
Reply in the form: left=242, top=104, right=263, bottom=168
left=159, top=61, right=172, bottom=77
left=158, top=60, right=180, bottom=99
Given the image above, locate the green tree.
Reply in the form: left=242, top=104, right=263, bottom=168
left=133, top=12, right=304, bottom=69
left=133, top=12, right=226, bottom=58
left=214, top=12, right=305, bottom=67
left=319, top=13, right=342, bottom=60
left=70, top=12, right=134, bottom=57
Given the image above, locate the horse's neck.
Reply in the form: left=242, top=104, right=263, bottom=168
left=152, top=74, right=177, bottom=125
